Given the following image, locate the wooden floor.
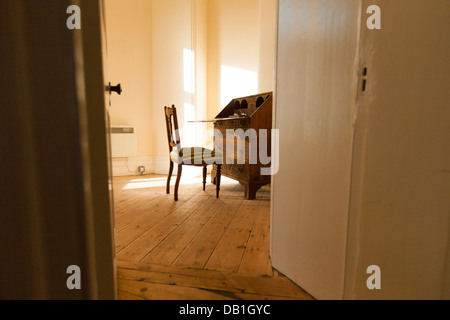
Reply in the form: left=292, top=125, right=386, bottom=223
left=113, top=174, right=313, bottom=300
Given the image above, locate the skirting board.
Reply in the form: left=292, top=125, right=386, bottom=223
left=112, top=157, right=154, bottom=177
left=112, top=156, right=207, bottom=177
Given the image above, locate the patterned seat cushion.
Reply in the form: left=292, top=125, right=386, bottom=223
left=170, top=147, right=223, bottom=165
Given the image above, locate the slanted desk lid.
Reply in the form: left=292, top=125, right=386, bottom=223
left=188, top=117, right=249, bottom=123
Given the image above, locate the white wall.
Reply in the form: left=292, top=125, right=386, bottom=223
left=271, top=0, right=362, bottom=300
left=258, top=0, right=276, bottom=93
left=205, top=0, right=275, bottom=151
left=207, top=0, right=261, bottom=120
left=344, top=0, right=450, bottom=300
left=151, top=0, right=207, bottom=176
left=105, top=0, right=154, bottom=175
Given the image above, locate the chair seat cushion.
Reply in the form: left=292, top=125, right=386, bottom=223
left=170, top=147, right=222, bottom=165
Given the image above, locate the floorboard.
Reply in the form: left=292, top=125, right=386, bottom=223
left=113, top=174, right=314, bottom=300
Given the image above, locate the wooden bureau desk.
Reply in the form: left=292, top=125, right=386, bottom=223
left=195, top=92, right=273, bottom=200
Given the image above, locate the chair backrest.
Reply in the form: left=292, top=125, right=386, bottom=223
left=164, top=105, right=180, bottom=153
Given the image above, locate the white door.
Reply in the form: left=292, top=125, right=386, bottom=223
left=273, top=0, right=450, bottom=300
left=0, top=0, right=117, bottom=299
left=271, top=0, right=362, bottom=300
left=95, top=0, right=121, bottom=298
left=73, top=0, right=119, bottom=299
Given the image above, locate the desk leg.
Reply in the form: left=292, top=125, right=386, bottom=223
left=245, top=183, right=258, bottom=200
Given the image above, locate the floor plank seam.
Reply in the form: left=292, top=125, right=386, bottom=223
left=116, top=272, right=244, bottom=295
left=169, top=182, right=241, bottom=268
left=118, top=289, right=149, bottom=300
left=202, top=198, right=246, bottom=271
left=138, top=194, right=216, bottom=263
left=166, top=197, right=227, bottom=266
left=115, top=197, right=183, bottom=238
left=118, top=269, right=312, bottom=300
left=115, top=195, right=200, bottom=256
left=115, top=194, right=164, bottom=227
left=128, top=195, right=209, bottom=260
left=114, top=193, right=156, bottom=216
left=237, top=198, right=264, bottom=275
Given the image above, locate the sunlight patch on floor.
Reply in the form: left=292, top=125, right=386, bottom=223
left=122, top=175, right=235, bottom=190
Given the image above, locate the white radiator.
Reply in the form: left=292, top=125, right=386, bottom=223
left=110, top=126, right=137, bottom=158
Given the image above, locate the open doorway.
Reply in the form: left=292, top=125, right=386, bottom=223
left=104, top=0, right=312, bottom=300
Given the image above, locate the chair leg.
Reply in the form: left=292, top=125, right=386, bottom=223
left=216, top=165, right=221, bottom=199
left=174, top=164, right=182, bottom=201
left=203, top=166, right=207, bottom=191
left=166, top=161, right=174, bottom=195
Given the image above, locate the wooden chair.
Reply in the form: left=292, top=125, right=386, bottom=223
left=164, top=105, right=222, bottom=201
